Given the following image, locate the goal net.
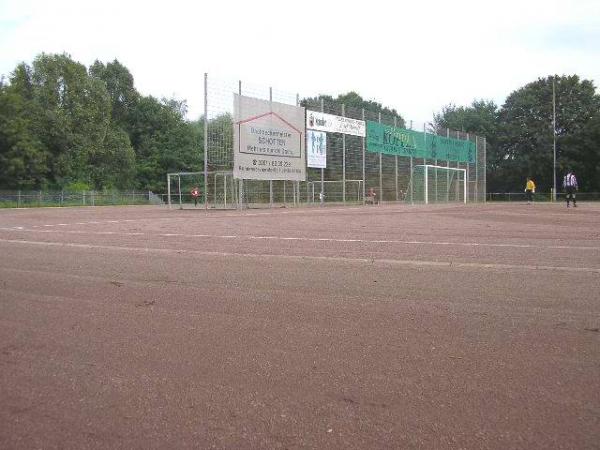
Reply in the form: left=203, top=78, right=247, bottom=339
left=409, top=165, right=466, bottom=204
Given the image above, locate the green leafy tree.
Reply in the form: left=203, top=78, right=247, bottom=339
left=32, top=53, right=115, bottom=185
left=497, top=75, right=600, bottom=192
left=434, top=77, right=600, bottom=193
left=0, top=53, right=139, bottom=190
left=129, top=96, right=202, bottom=191
left=301, top=91, right=404, bottom=126
left=89, top=59, right=139, bottom=128
left=433, top=100, right=498, bottom=136
left=577, top=114, right=600, bottom=191
left=0, top=71, right=48, bottom=189
left=88, top=127, right=136, bottom=189
left=434, top=100, right=501, bottom=189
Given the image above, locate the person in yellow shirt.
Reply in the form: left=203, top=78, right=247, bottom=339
left=524, top=177, right=536, bottom=203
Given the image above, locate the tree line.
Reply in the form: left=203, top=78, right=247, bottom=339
left=0, top=53, right=201, bottom=192
left=1, top=53, right=598, bottom=193
left=434, top=76, right=600, bottom=192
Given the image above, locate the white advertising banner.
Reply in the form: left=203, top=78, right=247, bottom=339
left=307, top=130, right=326, bottom=168
left=234, top=94, right=306, bottom=181
left=306, top=110, right=366, bottom=137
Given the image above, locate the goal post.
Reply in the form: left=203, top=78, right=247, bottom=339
left=411, top=164, right=467, bottom=204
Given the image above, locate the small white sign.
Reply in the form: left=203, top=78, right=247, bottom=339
left=307, top=130, right=326, bottom=168
left=306, top=111, right=366, bottom=137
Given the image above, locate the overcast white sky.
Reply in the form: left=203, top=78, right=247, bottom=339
left=1, top=0, right=599, bottom=122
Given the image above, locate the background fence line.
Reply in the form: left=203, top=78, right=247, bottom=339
left=193, top=75, right=487, bottom=210
left=0, top=191, right=162, bottom=208
left=3, top=189, right=598, bottom=209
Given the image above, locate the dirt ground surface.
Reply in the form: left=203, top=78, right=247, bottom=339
left=1, top=202, right=599, bottom=449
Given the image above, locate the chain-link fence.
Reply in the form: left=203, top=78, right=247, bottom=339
left=183, top=75, right=487, bottom=209
left=0, top=190, right=163, bottom=208
left=487, top=192, right=600, bottom=202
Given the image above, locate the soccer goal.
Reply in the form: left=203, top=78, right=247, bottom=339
left=167, top=171, right=237, bottom=209
left=410, top=165, right=467, bottom=204
left=306, top=179, right=364, bottom=204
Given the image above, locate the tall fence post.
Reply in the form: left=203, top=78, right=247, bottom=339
left=446, top=128, right=451, bottom=202
left=238, top=80, right=243, bottom=210
left=269, top=87, right=273, bottom=208
left=456, top=130, right=461, bottom=200
left=434, top=125, right=438, bottom=203
left=342, top=104, right=346, bottom=204
left=362, top=108, right=366, bottom=205
left=483, top=137, right=487, bottom=202
left=475, top=135, right=479, bottom=202
left=466, top=133, right=470, bottom=203
left=394, top=117, right=398, bottom=202
left=204, top=73, right=209, bottom=210
left=224, top=174, right=227, bottom=208
left=167, top=174, right=172, bottom=209
left=409, top=121, right=414, bottom=205
left=431, top=123, right=438, bottom=203
left=320, top=98, right=325, bottom=206
left=423, top=124, right=428, bottom=201
left=298, top=93, right=307, bottom=206
left=378, top=112, right=382, bottom=204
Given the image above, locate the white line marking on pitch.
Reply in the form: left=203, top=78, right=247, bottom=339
left=0, top=205, right=439, bottom=230
left=0, top=238, right=599, bottom=274
left=1, top=227, right=599, bottom=252
left=245, top=235, right=600, bottom=251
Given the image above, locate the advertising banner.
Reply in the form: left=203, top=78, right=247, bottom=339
left=307, top=130, right=327, bottom=168
left=366, top=121, right=419, bottom=158
left=366, top=121, right=476, bottom=163
left=306, top=111, right=366, bottom=137
left=234, top=94, right=306, bottom=181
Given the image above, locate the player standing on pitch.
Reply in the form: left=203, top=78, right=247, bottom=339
left=191, top=186, right=201, bottom=207
left=563, top=170, right=578, bottom=207
left=524, top=177, right=536, bottom=204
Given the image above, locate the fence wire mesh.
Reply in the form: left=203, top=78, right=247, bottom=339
left=0, top=190, right=161, bottom=208
left=190, top=75, right=487, bottom=209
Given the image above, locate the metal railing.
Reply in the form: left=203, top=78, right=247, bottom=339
left=487, top=192, right=600, bottom=202
left=0, top=191, right=163, bottom=208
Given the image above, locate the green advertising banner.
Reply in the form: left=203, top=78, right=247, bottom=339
left=366, top=121, right=476, bottom=163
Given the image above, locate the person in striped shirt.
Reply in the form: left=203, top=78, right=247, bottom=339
left=563, top=170, right=578, bottom=207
